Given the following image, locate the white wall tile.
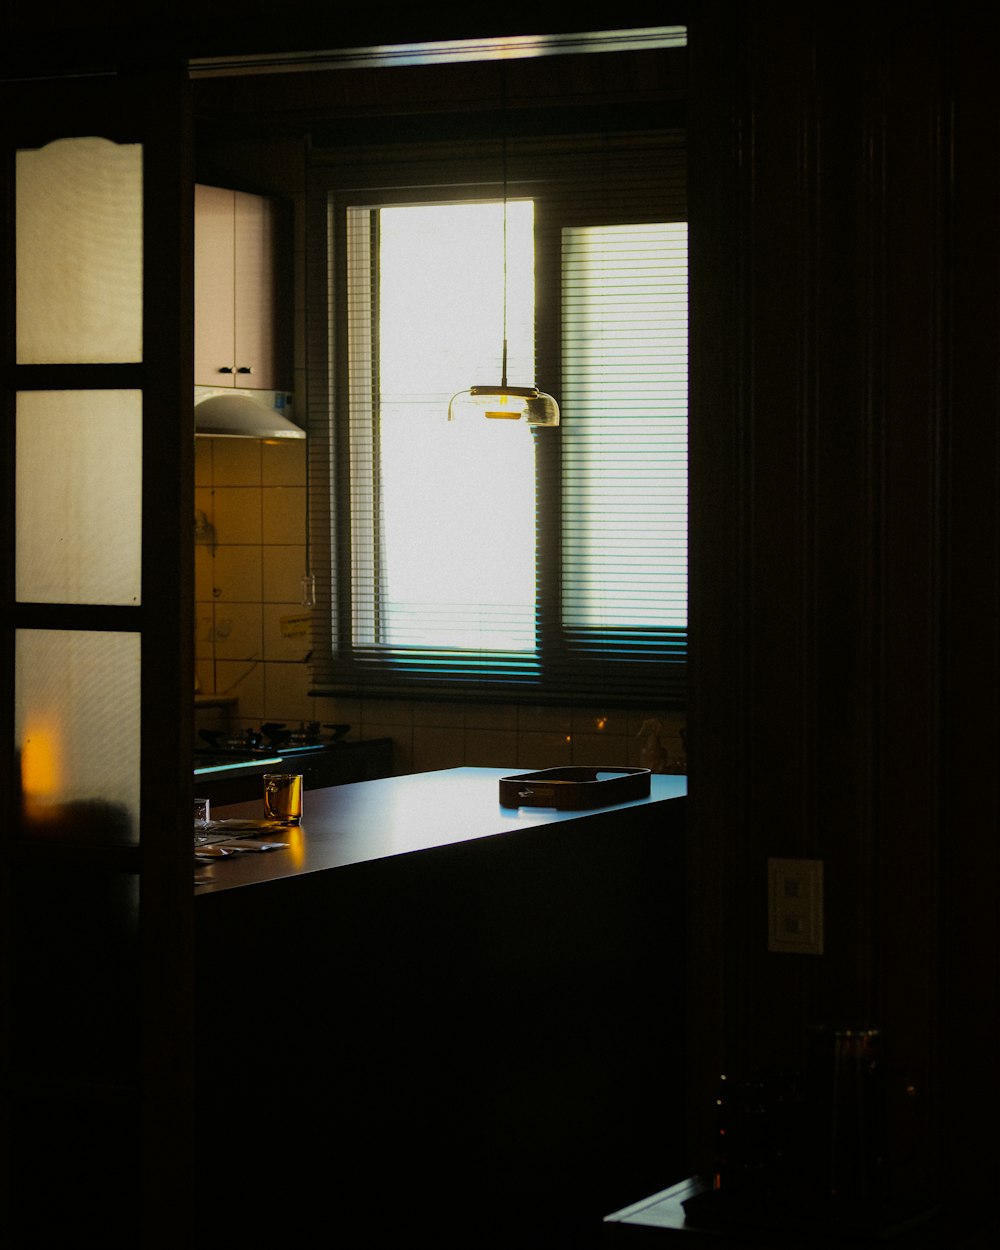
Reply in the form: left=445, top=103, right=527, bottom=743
left=214, top=659, right=265, bottom=717
left=194, top=485, right=214, bottom=524
left=262, top=661, right=315, bottom=721
left=194, top=656, right=215, bottom=693
left=310, top=694, right=361, bottom=727
left=212, top=545, right=263, bottom=603
left=194, top=608, right=215, bottom=658
left=194, top=438, right=214, bottom=487
left=517, top=704, right=574, bottom=734
left=361, top=698, right=414, bottom=727
left=571, top=732, right=630, bottom=767
left=211, top=602, right=262, bottom=660
left=213, top=486, right=262, bottom=543
left=412, top=700, right=465, bottom=728
left=261, top=485, right=305, bottom=543
left=262, top=544, right=307, bottom=602
left=194, top=545, right=215, bottom=604
left=212, top=439, right=262, bottom=487
left=516, top=731, right=573, bottom=769
left=412, top=725, right=465, bottom=773
left=465, top=728, right=518, bottom=768
left=262, top=438, right=306, bottom=486
left=571, top=707, right=630, bottom=737
left=363, top=724, right=413, bottom=774
left=465, top=702, right=518, bottom=731
left=262, top=602, right=312, bottom=662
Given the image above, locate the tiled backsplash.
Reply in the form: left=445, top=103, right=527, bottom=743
left=195, top=436, right=686, bottom=776
left=195, top=434, right=313, bottom=719
left=308, top=697, right=687, bottom=776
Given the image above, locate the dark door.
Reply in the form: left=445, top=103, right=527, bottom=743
left=1, top=64, right=196, bottom=1247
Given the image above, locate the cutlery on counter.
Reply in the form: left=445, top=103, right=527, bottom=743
left=195, top=840, right=288, bottom=859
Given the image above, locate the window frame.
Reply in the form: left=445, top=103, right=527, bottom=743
left=305, top=123, right=687, bottom=705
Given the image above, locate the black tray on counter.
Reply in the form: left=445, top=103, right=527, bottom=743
left=499, top=766, right=651, bottom=810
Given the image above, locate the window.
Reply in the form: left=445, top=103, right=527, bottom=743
left=348, top=200, right=539, bottom=653
left=307, top=126, right=686, bottom=703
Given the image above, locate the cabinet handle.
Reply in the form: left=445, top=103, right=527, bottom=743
left=218, top=366, right=235, bottom=374
left=237, top=366, right=254, bottom=375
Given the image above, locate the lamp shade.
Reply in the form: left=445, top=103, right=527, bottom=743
left=447, top=383, right=559, bottom=427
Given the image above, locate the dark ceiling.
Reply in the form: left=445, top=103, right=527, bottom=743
left=3, top=8, right=690, bottom=79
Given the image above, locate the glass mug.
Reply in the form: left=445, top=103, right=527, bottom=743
left=194, top=796, right=211, bottom=844
left=263, top=773, right=303, bottom=825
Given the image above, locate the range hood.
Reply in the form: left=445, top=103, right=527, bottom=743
left=194, top=387, right=305, bottom=440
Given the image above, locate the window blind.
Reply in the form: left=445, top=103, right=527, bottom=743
left=555, top=221, right=688, bottom=689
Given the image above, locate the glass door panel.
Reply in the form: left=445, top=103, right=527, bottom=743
left=13, top=137, right=144, bottom=843
left=15, top=137, right=143, bottom=365
left=15, top=629, right=141, bottom=844
left=16, top=389, right=142, bottom=605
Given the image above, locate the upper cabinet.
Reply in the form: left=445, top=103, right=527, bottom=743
left=194, top=184, right=289, bottom=391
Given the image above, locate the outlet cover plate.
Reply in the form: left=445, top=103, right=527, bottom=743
left=768, top=857, right=824, bottom=955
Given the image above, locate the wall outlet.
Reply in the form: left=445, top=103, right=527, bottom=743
left=767, top=857, right=824, bottom=955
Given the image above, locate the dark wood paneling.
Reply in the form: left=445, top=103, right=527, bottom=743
left=687, top=1, right=1000, bottom=1205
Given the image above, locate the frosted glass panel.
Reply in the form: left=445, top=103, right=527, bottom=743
left=16, top=137, right=143, bottom=364
left=16, top=391, right=142, bottom=605
left=16, top=630, right=141, bottom=844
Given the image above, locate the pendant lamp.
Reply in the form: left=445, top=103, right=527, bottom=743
left=447, top=90, right=559, bottom=428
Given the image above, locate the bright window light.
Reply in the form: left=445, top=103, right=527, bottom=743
left=350, top=200, right=537, bottom=650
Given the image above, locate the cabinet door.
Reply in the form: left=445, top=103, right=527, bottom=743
left=194, top=183, right=236, bottom=386
left=233, top=190, right=277, bottom=389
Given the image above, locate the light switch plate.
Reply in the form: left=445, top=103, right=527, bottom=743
left=768, top=857, right=824, bottom=955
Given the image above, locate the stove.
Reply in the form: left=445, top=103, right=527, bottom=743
left=193, top=723, right=392, bottom=804
left=194, top=722, right=351, bottom=770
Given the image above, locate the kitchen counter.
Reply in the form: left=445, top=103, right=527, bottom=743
left=195, top=765, right=686, bottom=891
left=193, top=734, right=392, bottom=805
left=194, top=766, right=688, bottom=1247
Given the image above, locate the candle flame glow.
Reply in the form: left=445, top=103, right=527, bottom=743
left=20, top=724, right=61, bottom=799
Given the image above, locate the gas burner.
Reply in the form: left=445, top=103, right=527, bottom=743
left=198, top=728, right=265, bottom=752
left=260, top=722, right=351, bottom=748
left=195, top=724, right=351, bottom=763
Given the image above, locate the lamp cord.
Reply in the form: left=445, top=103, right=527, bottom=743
left=501, top=67, right=509, bottom=389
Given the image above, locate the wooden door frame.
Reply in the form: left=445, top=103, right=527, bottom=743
left=0, top=62, right=196, bottom=1247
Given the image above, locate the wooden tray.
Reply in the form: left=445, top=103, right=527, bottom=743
left=498, top=766, right=651, bottom=810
